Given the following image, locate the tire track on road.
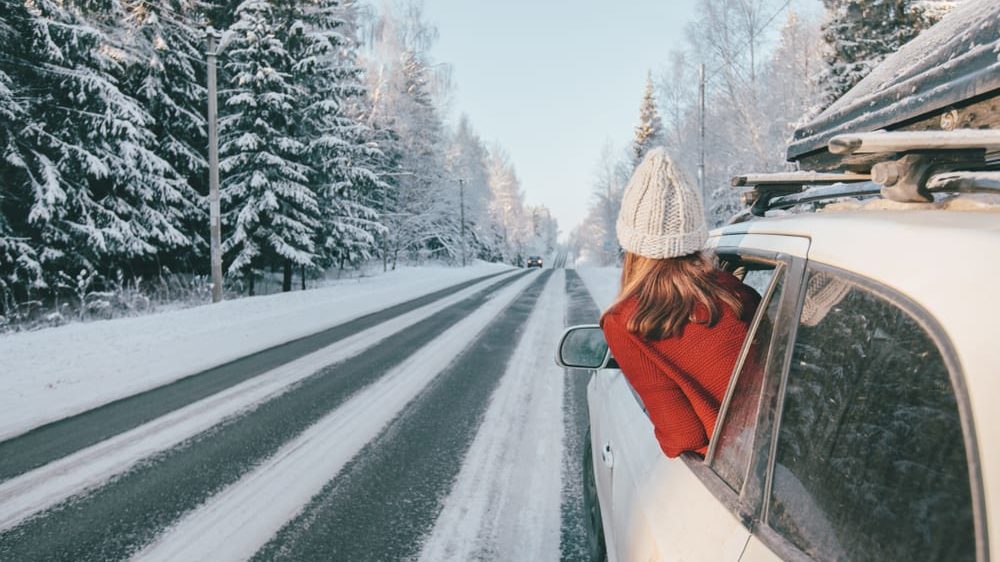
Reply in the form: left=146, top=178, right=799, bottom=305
left=0, top=271, right=531, bottom=562
left=0, top=270, right=510, bottom=484
left=560, top=269, right=603, bottom=561
left=416, top=270, right=566, bottom=562
left=250, top=271, right=553, bottom=562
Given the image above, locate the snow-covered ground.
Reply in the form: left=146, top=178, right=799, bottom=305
left=575, top=266, right=621, bottom=311
left=0, top=262, right=512, bottom=441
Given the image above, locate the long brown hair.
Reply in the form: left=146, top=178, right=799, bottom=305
left=606, top=251, right=745, bottom=340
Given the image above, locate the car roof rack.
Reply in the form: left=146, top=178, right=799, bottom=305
left=732, top=170, right=1000, bottom=220
left=733, top=129, right=1000, bottom=219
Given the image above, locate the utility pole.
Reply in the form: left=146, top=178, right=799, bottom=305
left=205, top=27, right=224, bottom=303
left=458, top=178, right=467, bottom=267
left=698, top=63, right=706, bottom=210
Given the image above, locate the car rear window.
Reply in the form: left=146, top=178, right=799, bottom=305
left=767, top=270, right=975, bottom=561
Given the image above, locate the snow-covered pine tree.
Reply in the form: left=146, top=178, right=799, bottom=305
left=5, top=0, right=193, bottom=290
left=292, top=0, right=386, bottom=275
left=818, top=0, right=952, bottom=109
left=632, top=71, right=665, bottom=166
left=122, top=0, right=209, bottom=270
left=220, top=0, right=319, bottom=294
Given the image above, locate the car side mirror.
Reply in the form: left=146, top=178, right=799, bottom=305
left=555, top=324, right=616, bottom=369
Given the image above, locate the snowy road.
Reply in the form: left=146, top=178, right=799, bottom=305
left=0, top=264, right=607, bottom=561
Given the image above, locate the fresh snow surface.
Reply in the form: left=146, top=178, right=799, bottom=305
left=0, top=272, right=521, bottom=531
left=133, top=272, right=540, bottom=562
left=417, top=271, right=566, bottom=561
left=0, top=262, right=512, bottom=441
left=574, top=267, right=622, bottom=311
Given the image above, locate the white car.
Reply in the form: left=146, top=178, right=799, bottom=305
left=557, top=4, right=1000, bottom=558
left=559, top=205, right=1000, bottom=562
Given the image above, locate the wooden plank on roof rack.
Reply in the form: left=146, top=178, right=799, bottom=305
left=829, top=130, right=1000, bottom=155
left=731, top=172, right=870, bottom=187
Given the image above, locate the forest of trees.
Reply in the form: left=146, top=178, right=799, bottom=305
left=570, top=0, right=955, bottom=266
left=0, top=0, right=556, bottom=326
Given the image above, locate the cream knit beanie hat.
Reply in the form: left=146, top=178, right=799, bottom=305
left=616, top=147, right=708, bottom=259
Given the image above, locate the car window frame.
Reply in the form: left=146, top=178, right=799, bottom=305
left=752, top=261, right=989, bottom=562
left=705, top=257, right=785, bottom=487
left=678, top=246, right=807, bottom=532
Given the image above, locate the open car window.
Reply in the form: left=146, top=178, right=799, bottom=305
left=708, top=258, right=784, bottom=492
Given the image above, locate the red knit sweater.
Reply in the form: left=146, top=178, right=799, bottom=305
left=600, top=270, right=760, bottom=458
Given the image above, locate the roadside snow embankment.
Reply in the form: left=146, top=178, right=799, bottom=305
left=573, top=267, right=621, bottom=311
left=0, top=262, right=512, bottom=441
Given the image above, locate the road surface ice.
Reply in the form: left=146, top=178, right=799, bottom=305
left=417, top=270, right=566, bottom=561
left=133, top=272, right=538, bottom=562
left=0, top=271, right=521, bottom=531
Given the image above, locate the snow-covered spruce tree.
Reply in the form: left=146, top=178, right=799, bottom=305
left=220, top=0, right=319, bottom=294
left=0, top=6, right=41, bottom=315
left=4, top=0, right=194, bottom=292
left=633, top=71, right=665, bottom=166
left=121, top=0, right=209, bottom=270
left=818, top=0, right=952, bottom=109
left=291, top=0, right=386, bottom=276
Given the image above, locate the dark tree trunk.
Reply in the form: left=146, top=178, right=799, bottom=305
left=247, top=269, right=255, bottom=296
left=300, top=265, right=306, bottom=291
left=282, top=260, right=292, bottom=292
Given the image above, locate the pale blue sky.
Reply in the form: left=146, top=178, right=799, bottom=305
left=421, top=0, right=701, bottom=237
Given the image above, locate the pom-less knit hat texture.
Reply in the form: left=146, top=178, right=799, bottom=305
left=616, top=147, right=708, bottom=259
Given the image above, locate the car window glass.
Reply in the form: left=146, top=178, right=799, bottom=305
left=711, top=265, right=782, bottom=492
left=740, top=268, right=774, bottom=297
left=768, top=270, right=974, bottom=561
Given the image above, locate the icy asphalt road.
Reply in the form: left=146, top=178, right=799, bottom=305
left=0, top=264, right=605, bottom=561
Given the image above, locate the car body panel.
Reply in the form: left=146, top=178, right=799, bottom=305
left=594, top=364, right=751, bottom=562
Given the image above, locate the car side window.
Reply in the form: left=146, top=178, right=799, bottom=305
left=767, top=270, right=975, bottom=561
left=710, top=264, right=783, bottom=492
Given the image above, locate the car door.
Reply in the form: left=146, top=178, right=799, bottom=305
left=739, top=264, right=983, bottom=562
left=600, top=233, right=808, bottom=562
left=588, top=362, right=621, bottom=557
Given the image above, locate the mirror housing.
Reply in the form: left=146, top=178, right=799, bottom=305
left=555, top=324, right=616, bottom=370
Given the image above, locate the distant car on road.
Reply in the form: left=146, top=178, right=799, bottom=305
left=526, top=256, right=544, bottom=268
left=557, top=3, right=1000, bottom=561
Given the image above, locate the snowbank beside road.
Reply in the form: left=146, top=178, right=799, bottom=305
left=574, top=267, right=621, bottom=311
left=0, top=262, right=513, bottom=441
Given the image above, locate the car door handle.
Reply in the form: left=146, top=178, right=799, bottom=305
left=601, top=443, right=614, bottom=468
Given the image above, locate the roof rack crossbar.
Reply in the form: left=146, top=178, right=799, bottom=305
left=730, top=172, right=870, bottom=187
left=829, top=130, right=1000, bottom=156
